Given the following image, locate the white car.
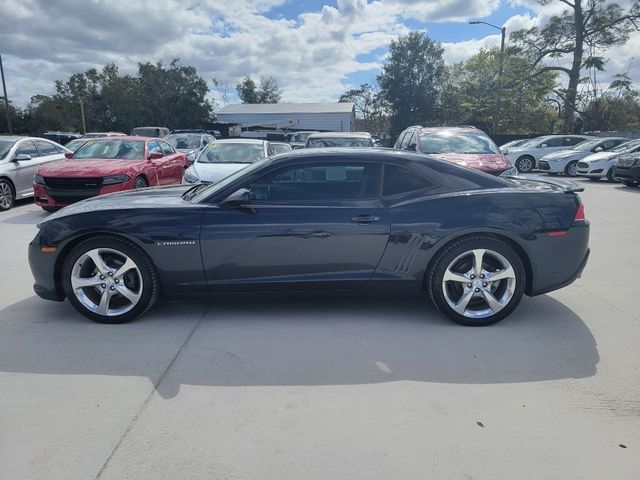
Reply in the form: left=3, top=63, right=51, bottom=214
left=0, top=136, right=71, bottom=211
left=577, top=139, right=640, bottom=182
left=537, top=137, right=629, bottom=176
left=504, top=135, right=594, bottom=173
left=499, top=139, right=529, bottom=152
left=182, top=139, right=274, bottom=184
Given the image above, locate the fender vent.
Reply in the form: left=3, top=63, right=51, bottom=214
left=395, top=233, right=424, bottom=273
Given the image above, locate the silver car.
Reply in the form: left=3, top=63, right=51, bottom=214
left=0, top=136, right=70, bottom=211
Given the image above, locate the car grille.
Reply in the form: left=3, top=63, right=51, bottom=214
left=43, top=177, right=103, bottom=189
left=577, top=162, right=589, bottom=169
left=538, top=160, right=550, bottom=170
left=43, top=177, right=103, bottom=203
left=618, top=157, right=637, bottom=168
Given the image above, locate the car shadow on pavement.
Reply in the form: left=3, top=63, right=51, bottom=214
left=0, top=292, right=598, bottom=399
left=0, top=208, right=50, bottom=225
left=614, top=185, right=640, bottom=193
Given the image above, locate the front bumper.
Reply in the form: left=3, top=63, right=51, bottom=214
left=577, top=161, right=607, bottom=178
left=33, top=181, right=134, bottom=208
left=614, top=165, right=640, bottom=184
left=538, top=159, right=568, bottom=173
left=28, top=236, right=64, bottom=301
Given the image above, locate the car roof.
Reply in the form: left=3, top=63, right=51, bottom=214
left=0, top=135, right=61, bottom=142
left=82, top=136, right=154, bottom=141
left=214, top=138, right=267, bottom=144
left=417, top=126, right=483, bottom=134
left=307, top=132, right=372, bottom=139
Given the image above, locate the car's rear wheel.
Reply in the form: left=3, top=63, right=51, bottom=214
left=0, top=179, right=15, bottom=211
left=606, top=168, right=618, bottom=183
left=42, top=206, right=61, bottom=212
left=515, top=156, right=534, bottom=173
left=428, top=236, right=526, bottom=326
left=134, top=176, right=148, bottom=189
left=61, top=236, right=159, bottom=323
left=564, top=161, right=578, bottom=177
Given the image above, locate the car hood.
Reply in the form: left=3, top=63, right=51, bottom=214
left=580, top=151, right=621, bottom=163
left=37, top=158, right=144, bottom=177
left=192, top=162, right=251, bottom=183
left=541, top=150, right=586, bottom=161
left=427, top=153, right=511, bottom=172
left=40, top=185, right=194, bottom=224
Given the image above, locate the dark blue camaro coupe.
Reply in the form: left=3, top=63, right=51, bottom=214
left=29, top=148, right=589, bottom=326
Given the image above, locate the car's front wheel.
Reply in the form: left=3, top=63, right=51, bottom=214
left=134, top=176, right=148, bottom=189
left=61, top=236, right=159, bottom=323
left=564, top=161, right=578, bottom=177
left=428, top=236, right=526, bottom=326
left=515, top=156, right=534, bottom=173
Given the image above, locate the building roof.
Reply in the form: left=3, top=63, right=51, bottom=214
left=218, top=102, right=354, bottom=115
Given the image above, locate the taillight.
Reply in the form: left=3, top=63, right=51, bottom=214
left=574, top=203, right=585, bottom=222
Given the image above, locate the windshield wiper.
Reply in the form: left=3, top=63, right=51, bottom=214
left=182, top=183, right=210, bottom=202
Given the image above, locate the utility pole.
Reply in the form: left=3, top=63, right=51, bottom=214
left=468, top=21, right=506, bottom=135
left=0, top=54, right=13, bottom=134
left=79, top=97, right=87, bottom=134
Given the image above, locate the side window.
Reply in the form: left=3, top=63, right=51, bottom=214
left=160, top=141, right=175, bottom=155
left=148, top=141, right=162, bottom=156
left=543, top=137, right=564, bottom=147
left=15, top=140, right=39, bottom=158
left=400, top=130, right=414, bottom=150
left=34, top=140, right=58, bottom=156
left=603, top=139, right=623, bottom=150
left=394, top=132, right=407, bottom=149
left=565, top=137, right=585, bottom=146
left=248, top=163, right=381, bottom=202
left=383, top=164, right=433, bottom=197
left=405, top=132, right=416, bottom=150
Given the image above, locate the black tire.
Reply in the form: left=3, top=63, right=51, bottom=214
left=134, top=176, right=148, bottom=189
left=623, top=180, right=638, bottom=187
left=428, top=236, right=526, bottom=326
left=0, top=178, right=15, bottom=211
left=564, top=161, right=578, bottom=177
left=42, top=206, right=61, bottom=212
left=61, top=235, right=159, bottom=323
left=515, top=156, right=534, bottom=173
left=606, top=168, right=617, bottom=183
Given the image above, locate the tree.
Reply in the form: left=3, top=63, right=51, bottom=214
left=511, top=0, right=640, bottom=133
left=236, top=75, right=282, bottom=103
left=212, top=77, right=232, bottom=106
left=442, top=47, right=559, bottom=134
left=377, top=31, right=447, bottom=137
left=339, top=83, right=376, bottom=119
left=581, top=72, right=640, bottom=130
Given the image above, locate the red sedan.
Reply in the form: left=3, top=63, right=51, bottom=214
left=34, top=137, right=188, bottom=211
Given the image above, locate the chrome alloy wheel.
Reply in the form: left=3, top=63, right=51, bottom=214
left=70, top=248, right=143, bottom=316
left=441, top=248, right=517, bottom=319
left=0, top=182, right=13, bottom=209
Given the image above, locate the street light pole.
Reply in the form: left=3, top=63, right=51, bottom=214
left=469, top=21, right=506, bottom=135
left=0, top=54, right=13, bottom=134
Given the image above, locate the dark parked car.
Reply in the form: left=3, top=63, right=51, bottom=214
left=613, top=152, right=640, bottom=187
left=29, top=149, right=589, bottom=326
left=306, top=132, right=374, bottom=148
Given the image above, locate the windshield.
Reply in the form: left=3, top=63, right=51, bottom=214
left=196, top=143, right=265, bottom=164
left=165, top=134, right=201, bottom=149
left=272, top=143, right=291, bottom=153
left=0, top=140, right=15, bottom=160
left=290, top=132, right=313, bottom=143
left=307, top=137, right=373, bottom=148
left=184, top=159, right=268, bottom=203
left=572, top=139, right=601, bottom=152
left=64, top=139, right=86, bottom=152
left=610, top=140, right=638, bottom=152
left=419, top=132, right=499, bottom=154
left=73, top=139, right=145, bottom=160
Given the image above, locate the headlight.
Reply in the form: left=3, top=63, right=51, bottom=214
left=183, top=168, right=200, bottom=184
left=499, top=167, right=518, bottom=177
left=102, top=174, right=130, bottom=185
left=34, top=174, right=45, bottom=185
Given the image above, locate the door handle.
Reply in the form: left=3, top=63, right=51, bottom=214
left=351, top=214, right=381, bottom=225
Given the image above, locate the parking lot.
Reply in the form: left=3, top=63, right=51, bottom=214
left=1, top=178, right=639, bottom=479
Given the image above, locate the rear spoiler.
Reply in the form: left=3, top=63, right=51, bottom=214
left=505, top=174, right=585, bottom=193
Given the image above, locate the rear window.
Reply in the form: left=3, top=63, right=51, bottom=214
left=419, top=132, right=499, bottom=154
left=383, top=164, right=433, bottom=196
left=307, top=137, right=373, bottom=148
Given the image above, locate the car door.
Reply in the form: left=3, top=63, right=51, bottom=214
left=159, top=140, right=184, bottom=183
left=199, top=160, right=390, bottom=291
left=11, top=140, right=41, bottom=198
left=148, top=140, right=173, bottom=185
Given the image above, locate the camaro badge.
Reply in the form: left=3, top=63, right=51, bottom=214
left=156, top=241, right=196, bottom=246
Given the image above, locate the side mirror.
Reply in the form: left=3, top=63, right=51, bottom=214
left=539, top=144, right=548, bottom=149
left=186, top=151, right=197, bottom=163
left=220, top=188, right=251, bottom=207
left=594, top=146, right=603, bottom=152
left=14, top=153, right=32, bottom=161
left=64, top=152, right=73, bottom=159
left=148, top=151, right=163, bottom=160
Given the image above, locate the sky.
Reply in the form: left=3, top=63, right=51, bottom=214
left=0, top=0, right=638, bottom=109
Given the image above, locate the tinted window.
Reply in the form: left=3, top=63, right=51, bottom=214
left=160, top=141, right=175, bottom=155
left=565, top=136, right=586, bottom=146
left=0, top=140, right=15, bottom=160
left=34, top=140, right=58, bottom=156
left=307, top=137, right=373, bottom=148
left=419, top=131, right=499, bottom=154
left=148, top=141, right=162, bottom=156
left=165, top=134, right=201, bottom=149
left=383, top=164, right=433, bottom=196
left=399, top=131, right=413, bottom=150
left=248, top=163, right=381, bottom=202
left=74, top=139, right=145, bottom=160
left=15, top=140, right=39, bottom=158
left=541, top=137, right=564, bottom=147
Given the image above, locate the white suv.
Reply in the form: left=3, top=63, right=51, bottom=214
left=504, top=135, right=594, bottom=173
